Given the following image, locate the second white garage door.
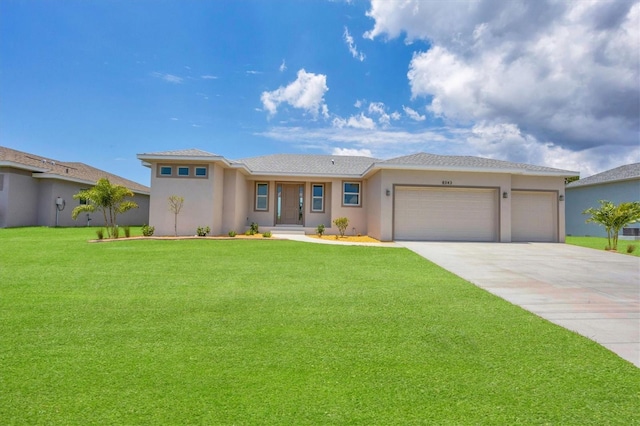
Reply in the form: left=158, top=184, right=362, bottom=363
left=394, top=186, right=499, bottom=241
left=511, top=191, right=558, bottom=242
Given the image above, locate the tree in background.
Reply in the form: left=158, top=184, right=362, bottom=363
left=168, top=195, right=184, bottom=237
left=583, top=200, right=640, bottom=250
left=72, top=178, right=138, bottom=238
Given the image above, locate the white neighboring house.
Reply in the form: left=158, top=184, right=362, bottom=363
left=137, top=149, right=577, bottom=242
left=0, top=146, right=150, bottom=228
left=566, top=163, right=640, bottom=239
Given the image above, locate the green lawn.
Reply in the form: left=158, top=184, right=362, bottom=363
left=1, top=228, right=638, bottom=425
left=566, top=236, right=640, bottom=257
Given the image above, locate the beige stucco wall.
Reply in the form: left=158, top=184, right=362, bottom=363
left=0, top=168, right=39, bottom=227
left=148, top=163, right=216, bottom=236
left=365, top=171, right=383, bottom=240
left=221, top=169, right=249, bottom=234
left=0, top=167, right=149, bottom=228
left=371, top=170, right=566, bottom=242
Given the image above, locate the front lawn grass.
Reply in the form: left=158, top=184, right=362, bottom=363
left=566, top=235, right=640, bottom=256
left=1, top=227, right=638, bottom=424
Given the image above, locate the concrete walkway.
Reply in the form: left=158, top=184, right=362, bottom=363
left=398, top=242, right=640, bottom=367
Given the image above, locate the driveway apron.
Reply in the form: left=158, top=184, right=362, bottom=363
left=398, top=242, right=640, bottom=367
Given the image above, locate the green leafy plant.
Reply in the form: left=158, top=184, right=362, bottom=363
left=244, top=230, right=253, bottom=236
left=196, top=226, right=211, bottom=237
left=333, top=217, right=349, bottom=237
left=316, top=224, right=325, bottom=237
left=141, top=224, right=154, bottom=237
left=627, top=244, right=637, bottom=254
left=228, top=230, right=237, bottom=237
left=96, top=228, right=104, bottom=240
left=112, top=226, right=119, bottom=239
left=263, top=231, right=272, bottom=238
left=583, top=200, right=640, bottom=251
left=168, top=195, right=185, bottom=237
left=123, top=226, right=131, bottom=238
left=249, top=222, right=259, bottom=235
left=71, top=178, right=139, bottom=238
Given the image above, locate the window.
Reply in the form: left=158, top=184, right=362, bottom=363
left=311, top=184, right=324, bottom=212
left=160, top=166, right=172, bottom=176
left=255, top=182, right=268, bottom=211
left=79, top=188, right=89, bottom=205
left=178, top=167, right=190, bottom=176
left=343, top=182, right=361, bottom=206
left=195, top=167, right=207, bottom=177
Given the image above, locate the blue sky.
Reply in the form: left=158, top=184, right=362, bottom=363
left=1, top=0, right=638, bottom=186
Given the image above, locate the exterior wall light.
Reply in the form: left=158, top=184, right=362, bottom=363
left=503, top=191, right=508, bottom=199
left=386, top=189, right=391, bottom=196
left=559, top=194, right=564, bottom=201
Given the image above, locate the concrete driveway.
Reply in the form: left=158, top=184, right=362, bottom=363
left=398, top=242, right=640, bottom=367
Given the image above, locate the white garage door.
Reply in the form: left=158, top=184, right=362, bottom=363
left=511, top=191, right=557, bottom=242
left=394, top=187, right=498, bottom=241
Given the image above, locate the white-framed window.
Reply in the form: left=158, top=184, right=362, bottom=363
left=195, top=166, right=207, bottom=177
left=178, top=167, right=190, bottom=176
left=159, top=166, right=172, bottom=176
left=343, top=182, right=361, bottom=206
left=255, top=182, right=268, bottom=211
left=311, top=184, right=324, bottom=212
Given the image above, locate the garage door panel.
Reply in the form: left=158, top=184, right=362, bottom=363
left=511, top=191, right=557, bottom=242
left=394, top=187, right=498, bottom=241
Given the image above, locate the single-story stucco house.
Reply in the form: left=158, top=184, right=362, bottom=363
left=566, top=163, right=640, bottom=238
left=0, top=146, right=150, bottom=228
left=137, top=149, right=578, bottom=242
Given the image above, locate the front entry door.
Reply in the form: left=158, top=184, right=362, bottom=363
left=277, top=183, right=304, bottom=225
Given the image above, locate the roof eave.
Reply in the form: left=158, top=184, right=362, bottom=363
left=0, top=160, right=49, bottom=173
left=367, top=163, right=578, bottom=177
left=136, top=153, right=228, bottom=164
left=566, top=175, right=640, bottom=189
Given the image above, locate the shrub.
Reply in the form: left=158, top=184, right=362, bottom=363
left=316, top=224, right=325, bottom=237
left=112, top=226, right=119, bottom=239
left=244, top=230, right=253, bottom=236
left=141, top=224, right=155, bottom=237
left=333, top=217, right=349, bottom=237
left=627, top=244, right=637, bottom=254
left=196, top=226, right=210, bottom=237
left=96, top=228, right=104, bottom=240
left=249, top=222, right=259, bottom=235
left=228, top=230, right=237, bottom=237
left=123, top=226, right=131, bottom=238
left=263, top=231, right=272, bottom=238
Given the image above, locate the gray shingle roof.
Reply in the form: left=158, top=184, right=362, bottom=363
left=381, top=152, right=576, bottom=174
left=0, top=146, right=149, bottom=193
left=237, top=154, right=378, bottom=176
left=566, top=163, right=640, bottom=188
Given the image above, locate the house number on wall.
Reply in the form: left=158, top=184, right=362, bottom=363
left=441, top=180, right=453, bottom=185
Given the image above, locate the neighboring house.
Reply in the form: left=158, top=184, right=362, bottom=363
left=0, top=146, right=150, bottom=228
left=137, top=149, right=577, bottom=242
left=566, top=163, right=640, bottom=237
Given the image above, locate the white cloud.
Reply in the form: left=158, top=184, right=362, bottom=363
left=344, top=27, right=365, bottom=61
left=261, top=69, right=329, bottom=118
left=151, top=72, right=183, bottom=84
left=332, top=148, right=373, bottom=157
left=279, top=59, right=287, bottom=72
left=332, top=113, right=376, bottom=129
left=246, top=70, right=262, bottom=75
left=403, top=105, right=425, bottom=121
left=366, top=0, right=640, bottom=153
left=367, top=101, right=399, bottom=127
left=201, top=75, right=218, bottom=80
